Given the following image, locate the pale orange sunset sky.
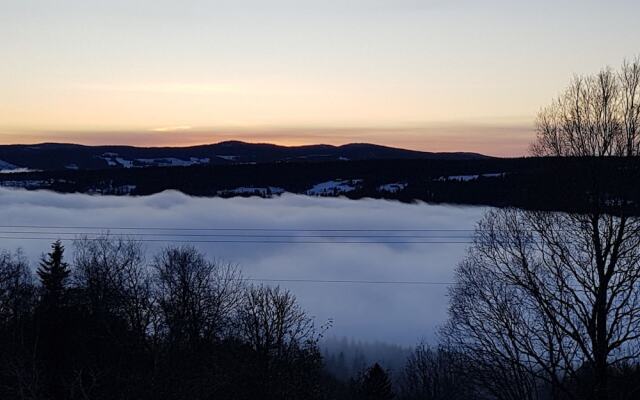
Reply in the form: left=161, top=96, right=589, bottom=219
left=2, top=0, right=639, bottom=156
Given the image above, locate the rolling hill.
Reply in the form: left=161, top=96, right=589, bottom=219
left=0, top=141, right=490, bottom=171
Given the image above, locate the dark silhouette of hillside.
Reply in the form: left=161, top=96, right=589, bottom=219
left=0, top=141, right=489, bottom=170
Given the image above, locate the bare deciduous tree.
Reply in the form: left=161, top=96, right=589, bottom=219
left=532, top=58, right=640, bottom=158
left=400, top=343, right=476, bottom=400
left=453, top=59, right=640, bottom=400
left=444, top=209, right=640, bottom=400
left=619, top=59, right=640, bottom=156
left=0, top=250, right=33, bottom=330
left=73, top=235, right=153, bottom=339
left=236, top=285, right=317, bottom=358
left=0, top=250, right=40, bottom=400
left=152, top=245, right=243, bottom=345
left=235, top=285, right=325, bottom=400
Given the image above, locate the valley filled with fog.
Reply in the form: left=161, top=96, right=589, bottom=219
left=0, top=188, right=487, bottom=346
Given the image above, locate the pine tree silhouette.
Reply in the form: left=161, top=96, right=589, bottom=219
left=36, top=241, right=73, bottom=400
left=37, top=240, right=70, bottom=307
left=360, top=363, right=394, bottom=400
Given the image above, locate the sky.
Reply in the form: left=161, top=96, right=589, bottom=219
left=0, top=188, right=486, bottom=345
left=1, top=0, right=639, bottom=156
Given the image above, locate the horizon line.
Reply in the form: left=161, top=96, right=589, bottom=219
left=0, top=123, right=535, bottom=157
left=0, top=138, right=494, bottom=154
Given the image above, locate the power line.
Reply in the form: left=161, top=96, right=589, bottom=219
left=0, top=225, right=575, bottom=234
left=0, top=236, right=473, bottom=244
left=0, top=230, right=549, bottom=245
left=0, top=230, right=475, bottom=238
left=0, top=224, right=478, bottom=232
left=243, top=278, right=454, bottom=285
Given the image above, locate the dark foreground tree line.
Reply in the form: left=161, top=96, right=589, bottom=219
left=0, top=236, right=486, bottom=400
left=0, top=238, right=335, bottom=400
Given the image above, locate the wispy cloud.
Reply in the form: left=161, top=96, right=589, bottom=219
left=150, top=125, right=193, bottom=132
left=76, top=82, right=242, bottom=95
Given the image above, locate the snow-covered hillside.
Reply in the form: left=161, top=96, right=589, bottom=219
left=307, top=179, right=363, bottom=196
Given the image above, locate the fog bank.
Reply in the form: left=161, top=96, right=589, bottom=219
left=0, top=188, right=487, bottom=345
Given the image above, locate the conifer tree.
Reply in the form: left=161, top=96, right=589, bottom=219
left=360, top=363, right=394, bottom=400
left=35, top=241, right=72, bottom=400
left=37, top=240, right=70, bottom=307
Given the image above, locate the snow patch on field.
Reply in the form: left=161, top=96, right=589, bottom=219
left=136, top=157, right=210, bottom=167
left=437, top=172, right=505, bottom=182
left=100, top=153, right=210, bottom=168
left=99, top=156, right=119, bottom=167
left=217, top=187, right=285, bottom=197
left=87, top=184, right=137, bottom=195
left=377, top=183, right=407, bottom=193
left=116, top=185, right=137, bottom=195
left=0, top=180, right=50, bottom=189
left=115, top=158, right=134, bottom=168
left=0, top=160, right=18, bottom=170
left=0, top=168, right=39, bottom=174
left=307, top=179, right=363, bottom=196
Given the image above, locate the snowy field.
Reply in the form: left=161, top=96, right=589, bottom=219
left=0, top=188, right=487, bottom=346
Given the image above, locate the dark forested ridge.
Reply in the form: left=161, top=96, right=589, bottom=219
left=0, top=141, right=488, bottom=170
left=2, top=156, right=640, bottom=214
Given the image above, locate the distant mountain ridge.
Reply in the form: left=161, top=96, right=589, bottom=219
left=0, top=141, right=490, bottom=171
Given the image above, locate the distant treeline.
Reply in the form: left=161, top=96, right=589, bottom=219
left=3, top=157, right=640, bottom=213
left=322, top=337, right=412, bottom=382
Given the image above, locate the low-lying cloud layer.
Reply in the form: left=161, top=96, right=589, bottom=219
left=0, top=188, right=487, bottom=345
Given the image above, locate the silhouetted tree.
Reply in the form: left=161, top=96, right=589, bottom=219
left=0, top=250, right=34, bottom=334
left=37, top=240, right=70, bottom=308
left=152, top=245, right=243, bottom=346
left=533, top=57, right=640, bottom=157
left=358, top=363, right=394, bottom=400
left=438, top=57, right=640, bottom=400
left=71, top=235, right=155, bottom=399
left=236, top=285, right=325, bottom=400
left=36, top=241, right=74, bottom=400
left=73, top=235, right=152, bottom=340
left=0, top=250, right=39, bottom=400
left=444, top=209, right=640, bottom=400
left=237, top=285, right=316, bottom=356
left=399, top=344, right=475, bottom=400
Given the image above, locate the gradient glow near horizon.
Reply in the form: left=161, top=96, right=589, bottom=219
left=1, top=0, right=639, bottom=156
